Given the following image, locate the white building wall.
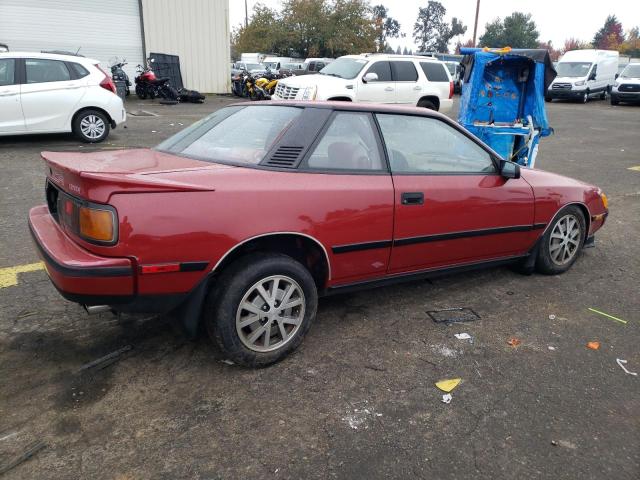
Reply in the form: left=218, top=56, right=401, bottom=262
left=141, top=0, right=230, bottom=93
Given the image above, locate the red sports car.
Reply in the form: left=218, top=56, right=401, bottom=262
left=29, top=102, right=608, bottom=366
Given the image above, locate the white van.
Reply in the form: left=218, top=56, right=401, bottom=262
left=547, top=49, right=619, bottom=103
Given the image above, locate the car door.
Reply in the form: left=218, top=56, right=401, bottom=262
left=301, top=111, right=394, bottom=283
left=0, top=58, right=25, bottom=133
left=390, top=61, right=421, bottom=104
left=375, top=113, right=537, bottom=273
left=356, top=61, right=394, bottom=103
left=419, top=61, right=451, bottom=102
left=20, top=58, right=86, bottom=132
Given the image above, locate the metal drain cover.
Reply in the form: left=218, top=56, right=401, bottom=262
left=427, top=307, right=480, bottom=324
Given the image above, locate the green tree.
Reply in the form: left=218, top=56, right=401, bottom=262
left=324, top=0, right=377, bottom=57
left=593, top=15, right=624, bottom=50
left=395, top=45, right=402, bottom=55
left=413, top=1, right=448, bottom=52
left=413, top=1, right=467, bottom=53
left=231, top=4, right=287, bottom=56
left=478, top=12, right=539, bottom=48
left=373, top=4, right=402, bottom=53
left=620, top=27, right=640, bottom=57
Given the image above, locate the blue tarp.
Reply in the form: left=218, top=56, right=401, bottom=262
left=458, top=48, right=556, bottom=166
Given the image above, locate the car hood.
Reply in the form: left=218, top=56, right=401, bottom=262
left=280, top=73, right=350, bottom=88
left=617, top=77, right=640, bottom=84
left=552, top=76, right=585, bottom=84
left=520, top=167, right=594, bottom=189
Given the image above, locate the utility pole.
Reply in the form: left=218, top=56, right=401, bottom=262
left=472, top=0, right=480, bottom=46
left=245, top=0, right=248, bottom=28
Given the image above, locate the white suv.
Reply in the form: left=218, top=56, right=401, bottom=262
left=272, top=54, right=453, bottom=112
left=0, top=52, right=126, bottom=142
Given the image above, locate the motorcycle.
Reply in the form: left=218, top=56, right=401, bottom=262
left=134, top=59, right=179, bottom=102
left=254, top=68, right=283, bottom=98
left=109, top=57, right=131, bottom=97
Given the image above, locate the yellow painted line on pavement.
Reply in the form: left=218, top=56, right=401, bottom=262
left=0, top=262, right=45, bottom=289
left=628, top=166, right=640, bottom=172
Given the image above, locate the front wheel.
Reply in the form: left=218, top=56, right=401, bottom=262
left=417, top=99, right=437, bottom=110
left=205, top=253, right=318, bottom=367
left=610, top=96, right=619, bottom=105
left=582, top=91, right=589, bottom=103
left=535, top=205, right=586, bottom=275
left=72, top=109, right=110, bottom=143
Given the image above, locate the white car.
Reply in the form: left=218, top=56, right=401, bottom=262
left=272, top=54, right=453, bottom=112
left=0, top=52, right=126, bottom=142
left=611, top=63, right=640, bottom=105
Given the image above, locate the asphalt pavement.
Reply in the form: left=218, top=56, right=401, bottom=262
left=0, top=95, right=638, bottom=479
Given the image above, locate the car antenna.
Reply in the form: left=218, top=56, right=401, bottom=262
left=75, top=46, right=81, bottom=56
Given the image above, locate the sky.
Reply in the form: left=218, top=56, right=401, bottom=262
left=229, top=0, right=640, bottom=52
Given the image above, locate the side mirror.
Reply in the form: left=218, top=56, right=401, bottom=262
left=363, top=72, right=378, bottom=83
left=615, top=73, right=619, bottom=79
left=500, top=159, right=520, bottom=179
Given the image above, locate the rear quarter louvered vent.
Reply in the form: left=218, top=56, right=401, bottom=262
left=266, top=146, right=304, bottom=168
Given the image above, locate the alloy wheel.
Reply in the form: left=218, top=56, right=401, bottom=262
left=235, top=275, right=306, bottom=352
left=79, top=115, right=106, bottom=140
left=549, top=214, right=581, bottom=266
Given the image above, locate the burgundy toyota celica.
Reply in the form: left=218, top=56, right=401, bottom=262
left=29, top=102, right=608, bottom=366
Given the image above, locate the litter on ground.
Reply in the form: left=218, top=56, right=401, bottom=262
left=442, top=393, right=452, bottom=404
left=616, top=359, right=637, bottom=376
left=427, top=307, right=480, bottom=324
left=435, top=378, right=461, bottom=392
left=507, top=338, right=521, bottom=347
left=586, top=341, right=600, bottom=350
left=588, top=308, right=627, bottom=324
left=454, top=333, right=472, bottom=341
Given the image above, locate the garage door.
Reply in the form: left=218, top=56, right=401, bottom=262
left=0, top=0, right=144, bottom=81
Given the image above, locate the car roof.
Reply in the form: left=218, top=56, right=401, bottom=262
left=341, top=53, right=443, bottom=62
left=230, top=100, right=449, bottom=119
left=0, top=51, right=98, bottom=63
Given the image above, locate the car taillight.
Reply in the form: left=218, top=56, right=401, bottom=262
left=96, top=65, right=117, bottom=94
left=449, top=81, right=454, bottom=99
left=79, top=207, right=115, bottom=243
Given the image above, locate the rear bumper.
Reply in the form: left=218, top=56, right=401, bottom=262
left=29, top=205, right=135, bottom=305
left=439, top=99, right=453, bottom=113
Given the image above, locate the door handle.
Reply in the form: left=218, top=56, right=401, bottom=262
left=384, top=87, right=394, bottom=92
left=401, top=192, right=424, bottom=205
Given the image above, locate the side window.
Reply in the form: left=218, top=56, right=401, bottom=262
left=420, top=62, right=449, bottom=82
left=308, top=62, right=317, bottom=71
left=316, top=62, right=326, bottom=70
left=0, top=59, right=15, bottom=86
left=26, top=59, right=71, bottom=83
left=306, top=112, right=384, bottom=171
left=364, top=61, right=392, bottom=81
left=391, top=61, right=418, bottom=81
left=376, top=114, right=496, bottom=174
left=68, top=62, right=89, bottom=79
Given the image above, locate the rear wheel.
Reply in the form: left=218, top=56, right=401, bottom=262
left=610, top=95, right=619, bottom=105
left=73, top=109, right=110, bottom=143
left=135, top=85, right=147, bottom=99
left=535, top=205, right=585, bottom=275
left=600, top=88, right=607, bottom=100
left=418, top=99, right=437, bottom=110
left=205, top=253, right=318, bottom=367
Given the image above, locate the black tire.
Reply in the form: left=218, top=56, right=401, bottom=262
left=600, top=89, right=607, bottom=100
left=535, top=205, right=586, bottom=275
left=418, top=99, right=437, bottom=110
left=582, top=90, right=589, bottom=103
left=610, top=96, right=619, bottom=105
left=204, top=253, right=318, bottom=367
left=545, top=95, right=552, bottom=103
left=72, top=109, right=110, bottom=143
left=135, top=85, right=147, bottom=99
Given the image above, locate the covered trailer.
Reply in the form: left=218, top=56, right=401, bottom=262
left=459, top=47, right=556, bottom=167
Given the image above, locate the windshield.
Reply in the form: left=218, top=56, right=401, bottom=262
left=621, top=64, right=640, bottom=78
left=319, top=57, right=367, bottom=79
left=556, top=62, right=592, bottom=78
left=264, top=62, right=278, bottom=69
left=156, top=106, right=302, bottom=166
